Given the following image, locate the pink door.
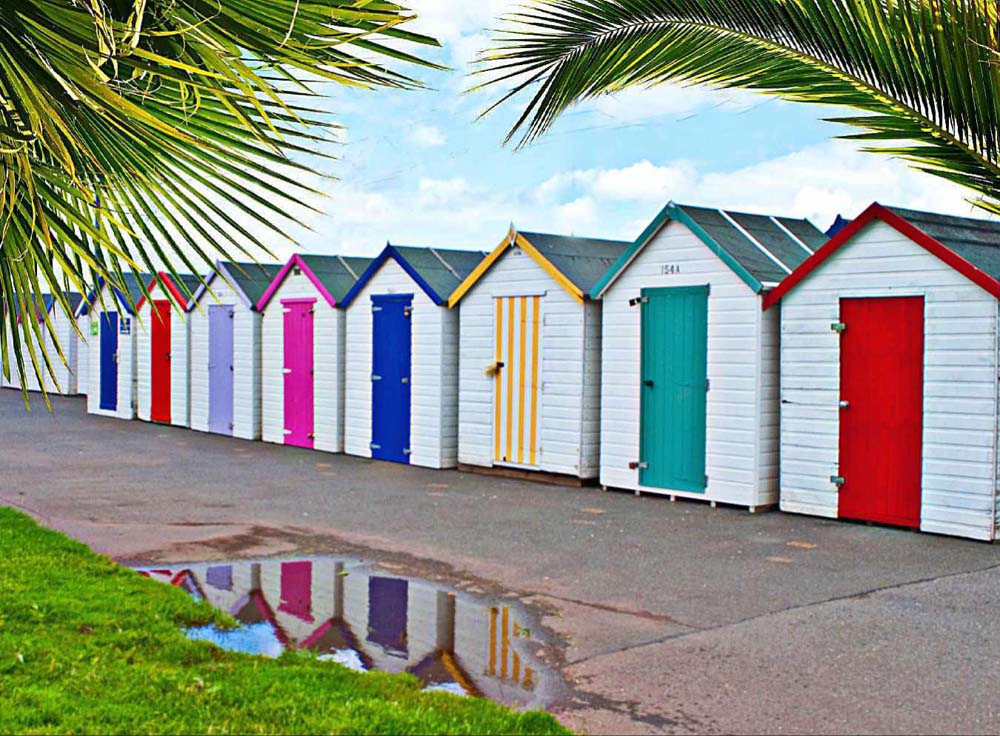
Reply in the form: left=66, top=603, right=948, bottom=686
left=283, top=299, right=315, bottom=449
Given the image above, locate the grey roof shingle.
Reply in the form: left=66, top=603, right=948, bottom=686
left=888, top=206, right=1000, bottom=280
left=390, top=246, right=487, bottom=303
left=299, top=255, right=373, bottom=304
left=518, top=231, right=632, bottom=293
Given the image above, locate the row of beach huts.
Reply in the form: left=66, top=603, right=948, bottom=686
left=6, top=200, right=1000, bottom=542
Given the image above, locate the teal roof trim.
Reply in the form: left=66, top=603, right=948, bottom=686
left=590, top=203, right=763, bottom=298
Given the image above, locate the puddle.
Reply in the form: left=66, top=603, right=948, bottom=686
left=136, top=556, right=557, bottom=709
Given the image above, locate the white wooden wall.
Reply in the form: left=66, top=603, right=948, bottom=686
left=136, top=290, right=189, bottom=427
left=344, top=259, right=458, bottom=468
left=780, top=219, right=999, bottom=541
left=2, top=305, right=78, bottom=395
left=86, top=287, right=137, bottom=419
left=189, top=281, right=261, bottom=440
left=76, top=313, right=89, bottom=396
left=457, top=246, right=598, bottom=478
left=599, top=220, right=774, bottom=507
left=260, top=271, right=345, bottom=453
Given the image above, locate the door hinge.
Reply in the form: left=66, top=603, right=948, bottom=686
left=831, top=475, right=846, bottom=487
left=704, top=474, right=709, bottom=487
left=629, top=460, right=649, bottom=470
left=705, top=378, right=711, bottom=392
left=283, top=429, right=292, bottom=436
left=370, top=442, right=381, bottom=450
left=401, top=376, right=409, bottom=384
left=372, top=305, right=383, bottom=313
left=831, top=321, right=847, bottom=334
left=283, top=368, right=292, bottom=374
left=371, top=374, right=382, bottom=382
left=403, top=449, right=412, bottom=456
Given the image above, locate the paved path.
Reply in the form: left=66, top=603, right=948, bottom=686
left=4, top=391, right=1000, bottom=734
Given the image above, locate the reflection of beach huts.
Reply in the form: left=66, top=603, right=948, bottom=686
left=136, top=272, right=201, bottom=427
left=256, top=255, right=372, bottom=452
left=83, top=273, right=151, bottom=420
left=152, top=557, right=542, bottom=705
left=593, top=203, right=826, bottom=510
left=341, top=244, right=487, bottom=468
left=186, top=262, right=281, bottom=439
left=2, top=292, right=84, bottom=395
left=449, top=228, right=630, bottom=481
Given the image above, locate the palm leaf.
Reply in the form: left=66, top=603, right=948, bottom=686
left=476, top=0, right=1000, bottom=211
left=0, top=0, right=441, bottom=400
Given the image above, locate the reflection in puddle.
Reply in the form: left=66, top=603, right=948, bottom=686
left=136, top=556, right=552, bottom=708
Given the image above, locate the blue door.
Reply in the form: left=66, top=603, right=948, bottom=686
left=371, top=294, right=412, bottom=464
left=99, top=312, right=119, bottom=411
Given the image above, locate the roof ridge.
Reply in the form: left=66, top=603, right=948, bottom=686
left=718, top=209, right=792, bottom=274
left=428, top=247, right=463, bottom=280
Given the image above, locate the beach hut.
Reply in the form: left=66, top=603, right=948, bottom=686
left=186, top=261, right=281, bottom=439
left=82, top=273, right=151, bottom=420
left=2, top=292, right=84, bottom=395
left=763, top=203, right=1000, bottom=541
left=136, top=272, right=201, bottom=427
left=340, top=245, right=487, bottom=468
left=591, top=203, right=826, bottom=510
left=448, top=227, right=630, bottom=481
left=256, top=254, right=372, bottom=452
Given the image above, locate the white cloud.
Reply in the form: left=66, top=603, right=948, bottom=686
left=409, top=125, right=447, bottom=148
left=417, top=176, right=473, bottom=206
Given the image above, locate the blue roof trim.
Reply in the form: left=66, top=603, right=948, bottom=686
left=590, top=203, right=764, bottom=298
left=77, top=277, right=137, bottom=317
left=339, top=245, right=445, bottom=309
left=185, top=262, right=252, bottom=312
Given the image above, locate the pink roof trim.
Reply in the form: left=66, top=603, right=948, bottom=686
left=255, top=254, right=337, bottom=311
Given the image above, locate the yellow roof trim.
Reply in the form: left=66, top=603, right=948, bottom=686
left=446, top=227, right=585, bottom=307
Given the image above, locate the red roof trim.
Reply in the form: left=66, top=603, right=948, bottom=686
left=135, top=272, right=189, bottom=313
left=763, top=203, right=1000, bottom=310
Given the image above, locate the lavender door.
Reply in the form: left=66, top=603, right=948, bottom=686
left=282, top=299, right=315, bottom=449
left=208, top=305, right=235, bottom=435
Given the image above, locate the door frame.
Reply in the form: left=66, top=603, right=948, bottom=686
left=491, top=293, right=544, bottom=470
left=638, top=284, right=710, bottom=493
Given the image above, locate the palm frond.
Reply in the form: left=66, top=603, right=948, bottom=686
left=0, top=0, right=440, bottom=399
left=476, top=0, right=1000, bottom=211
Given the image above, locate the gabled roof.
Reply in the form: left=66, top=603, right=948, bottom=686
left=448, top=227, right=631, bottom=307
left=592, top=202, right=826, bottom=298
left=762, top=203, right=1000, bottom=310
left=187, top=261, right=283, bottom=311
left=78, top=273, right=153, bottom=316
left=256, top=254, right=373, bottom=311
left=340, top=244, right=487, bottom=308
left=7, top=293, right=81, bottom=324
left=135, top=272, right=203, bottom=313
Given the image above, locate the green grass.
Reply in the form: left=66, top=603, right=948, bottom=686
left=0, top=508, right=569, bottom=735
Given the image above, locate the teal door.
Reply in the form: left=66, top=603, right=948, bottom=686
left=640, top=285, right=709, bottom=492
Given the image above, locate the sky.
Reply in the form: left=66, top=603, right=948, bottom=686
left=262, top=0, right=981, bottom=261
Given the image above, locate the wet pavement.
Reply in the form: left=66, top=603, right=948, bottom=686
left=136, top=554, right=560, bottom=708
left=5, top=392, right=1000, bottom=734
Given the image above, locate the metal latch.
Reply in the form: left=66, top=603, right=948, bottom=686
left=831, top=475, right=846, bottom=487
left=403, top=449, right=412, bottom=456
left=628, top=296, right=650, bottom=307
left=401, top=377, right=409, bottom=384
left=371, top=374, right=382, bottom=382
left=831, top=322, right=847, bottom=333
left=643, top=379, right=654, bottom=388
left=307, top=433, right=315, bottom=439
left=629, top=461, right=649, bottom=470
left=403, top=306, right=413, bottom=318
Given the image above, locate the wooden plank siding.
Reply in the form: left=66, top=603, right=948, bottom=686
left=188, top=278, right=263, bottom=440
left=2, top=303, right=80, bottom=395
left=260, top=271, right=346, bottom=453
left=599, top=220, right=776, bottom=507
left=457, top=246, right=600, bottom=478
left=779, top=220, right=999, bottom=541
left=344, top=258, right=458, bottom=469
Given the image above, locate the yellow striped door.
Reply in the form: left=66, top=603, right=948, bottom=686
left=493, top=296, right=541, bottom=468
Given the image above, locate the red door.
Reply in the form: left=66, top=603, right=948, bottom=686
left=150, top=299, right=172, bottom=423
left=838, top=297, right=924, bottom=528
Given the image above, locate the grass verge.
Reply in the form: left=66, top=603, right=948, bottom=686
left=0, top=508, right=568, bottom=734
